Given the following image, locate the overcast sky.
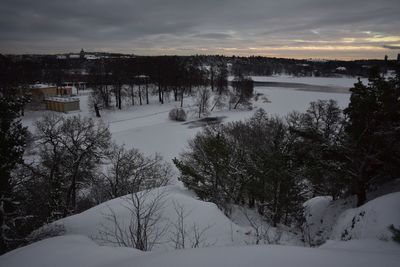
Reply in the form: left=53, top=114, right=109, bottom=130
left=1, top=0, right=399, bottom=59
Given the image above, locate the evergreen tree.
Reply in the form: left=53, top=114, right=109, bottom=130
left=0, top=94, right=29, bottom=254
left=173, top=125, right=238, bottom=212
left=344, top=72, right=400, bottom=206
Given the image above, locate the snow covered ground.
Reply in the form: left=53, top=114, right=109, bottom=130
left=1, top=235, right=399, bottom=267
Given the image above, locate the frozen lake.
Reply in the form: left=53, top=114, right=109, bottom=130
left=251, top=86, right=350, bottom=117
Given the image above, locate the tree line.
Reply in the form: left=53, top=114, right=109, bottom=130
left=3, top=53, right=395, bottom=85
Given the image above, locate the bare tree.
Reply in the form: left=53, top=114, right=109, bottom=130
left=61, top=116, right=111, bottom=215
left=88, top=89, right=103, bottom=117
left=169, top=201, right=214, bottom=249
left=34, top=114, right=111, bottom=216
left=97, top=189, right=168, bottom=251
left=95, top=144, right=171, bottom=202
left=196, top=87, right=211, bottom=118
left=169, top=201, right=189, bottom=249
left=241, top=208, right=281, bottom=245
left=210, top=93, right=227, bottom=112
left=190, top=222, right=214, bottom=248
left=231, top=76, right=254, bottom=110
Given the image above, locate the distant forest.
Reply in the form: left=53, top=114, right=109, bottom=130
left=1, top=53, right=398, bottom=87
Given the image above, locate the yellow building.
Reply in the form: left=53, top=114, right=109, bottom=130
left=45, top=97, right=80, bottom=113
left=28, top=84, right=75, bottom=111
left=30, top=86, right=72, bottom=100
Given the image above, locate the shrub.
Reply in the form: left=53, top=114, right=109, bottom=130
left=389, top=224, right=400, bottom=243
left=169, top=108, right=187, bottom=121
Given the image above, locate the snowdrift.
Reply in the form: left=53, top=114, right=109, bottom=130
left=58, top=185, right=246, bottom=250
left=304, top=192, right=400, bottom=245
left=331, top=192, right=400, bottom=241
left=1, top=235, right=399, bottom=267
left=0, top=235, right=142, bottom=267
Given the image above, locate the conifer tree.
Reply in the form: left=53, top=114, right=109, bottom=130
left=344, top=71, right=400, bottom=206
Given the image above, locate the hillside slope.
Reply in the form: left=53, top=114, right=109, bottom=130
left=57, top=185, right=249, bottom=250
left=304, top=190, right=400, bottom=245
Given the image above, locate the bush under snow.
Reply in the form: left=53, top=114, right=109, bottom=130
left=169, top=108, right=187, bottom=121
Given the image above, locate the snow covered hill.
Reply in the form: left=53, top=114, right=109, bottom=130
left=56, top=185, right=249, bottom=250
left=331, top=192, right=400, bottom=241
left=304, top=190, right=400, bottom=246
left=1, top=186, right=399, bottom=267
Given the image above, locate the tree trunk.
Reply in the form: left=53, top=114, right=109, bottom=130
left=180, top=88, right=184, bottom=107
left=115, top=86, right=118, bottom=108
left=211, top=71, right=214, bottom=92
left=356, top=180, right=367, bottom=207
left=174, top=87, right=178, bottom=102
left=139, top=84, right=142, bottom=105
left=248, top=197, right=255, bottom=208
left=131, top=84, right=135, bottom=106
left=233, top=96, right=242, bottom=109
left=118, top=85, right=122, bottom=110
left=210, top=99, right=218, bottom=112
left=64, top=160, right=81, bottom=216
left=94, top=104, right=101, bottom=117
left=145, top=82, right=149, bottom=104
left=158, top=83, right=162, bottom=103
left=198, top=105, right=201, bottom=118
left=103, top=85, right=109, bottom=108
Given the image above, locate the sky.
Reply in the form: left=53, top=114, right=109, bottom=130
left=1, top=0, right=400, bottom=60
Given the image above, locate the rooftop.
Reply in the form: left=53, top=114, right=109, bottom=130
left=45, top=96, right=79, bottom=102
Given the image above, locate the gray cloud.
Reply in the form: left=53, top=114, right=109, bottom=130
left=0, top=0, right=399, bottom=58
left=383, top=45, right=400, bottom=50
left=190, top=33, right=234, bottom=39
